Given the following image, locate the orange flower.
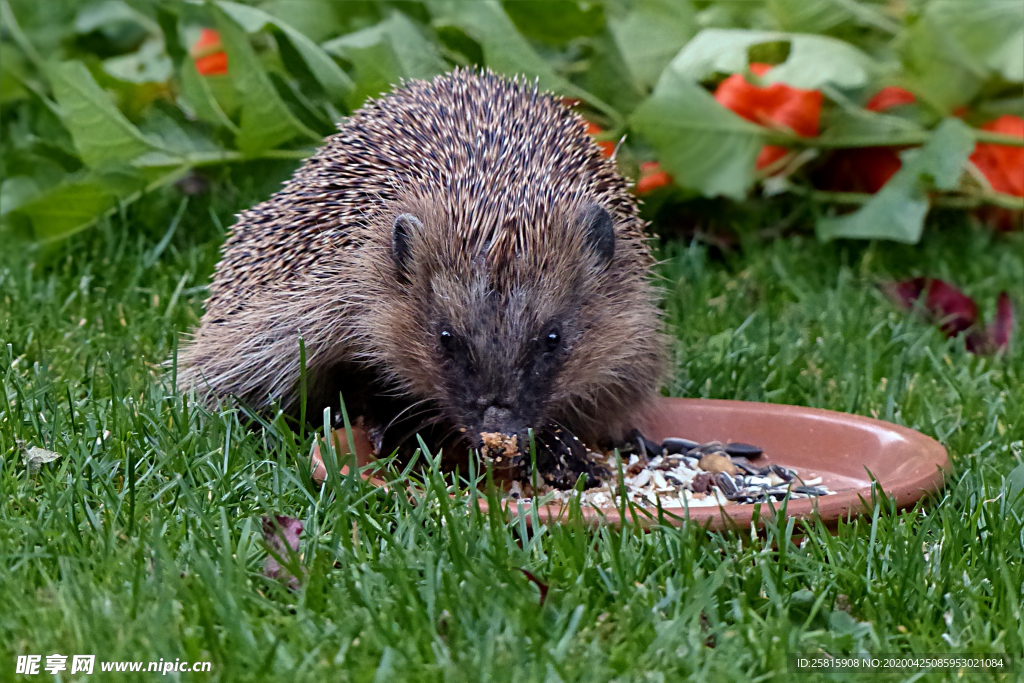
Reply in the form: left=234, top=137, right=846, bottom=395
left=584, top=121, right=615, bottom=158
left=865, top=86, right=916, bottom=112
left=195, top=52, right=228, bottom=77
left=635, top=161, right=672, bottom=194
left=713, top=62, right=822, bottom=170
left=970, top=115, right=1024, bottom=197
left=191, top=28, right=223, bottom=58
left=191, top=28, right=228, bottom=76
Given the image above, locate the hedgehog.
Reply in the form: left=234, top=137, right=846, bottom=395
left=178, top=69, right=666, bottom=481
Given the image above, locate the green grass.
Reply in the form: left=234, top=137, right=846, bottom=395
left=1, top=183, right=1022, bottom=681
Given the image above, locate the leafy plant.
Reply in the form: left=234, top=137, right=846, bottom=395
left=1, top=0, right=1021, bottom=244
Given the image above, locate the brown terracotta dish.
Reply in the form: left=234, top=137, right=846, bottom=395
left=311, top=398, right=950, bottom=531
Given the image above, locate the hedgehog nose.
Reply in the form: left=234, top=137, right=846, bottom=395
left=481, top=405, right=513, bottom=432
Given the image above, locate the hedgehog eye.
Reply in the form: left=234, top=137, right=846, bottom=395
left=439, top=328, right=457, bottom=352
left=543, top=326, right=561, bottom=353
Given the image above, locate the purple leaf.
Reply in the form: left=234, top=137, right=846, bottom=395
left=262, top=515, right=303, bottom=590
left=886, top=277, right=978, bottom=336
left=888, top=279, right=1014, bottom=355
left=990, top=292, right=1014, bottom=351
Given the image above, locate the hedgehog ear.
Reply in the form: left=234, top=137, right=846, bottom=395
left=392, top=213, right=422, bottom=275
left=578, top=204, right=615, bottom=267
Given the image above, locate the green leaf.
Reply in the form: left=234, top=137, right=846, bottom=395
left=74, top=0, right=159, bottom=36
left=156, top=5, right=186, bottom=64
left=13, top=172, right=129, bottom=242
left=379, top=13, right=449, bottom=81
left=429, top=0, right=618, bottom=120
left=991, top=31, right=1024, bottom=83
left=765, top=0, right=855, bottom=34
left=669, top=28, right=875, bottom=90
left=102, top=37, right=172, bottom=84
left=179, top=58, right=239, bottom=133
left=217, top=0, right=353, bottom=101
left=0, top=151, right=66, bottom=191
left=819, top=187, right=930, bottom=244
left=0, top=177, right=43, bottom=217
left=899, top=0, right=1024, bottom=111
left=138, top=108, right=223, bottom=155
left=900, top=31, right=977, bottom=114
left=925, top=0, right=1024, bottom=83
left=48, top=60, right=169, bottom=168
left=609, top=0, right=696, bottom=93
left=904, top=120, right=975, bottom=192
left=577, top=30, right=645, bottom=116
left=258, top=0, right=349, bottom=44
left=323, top=12, right=446, bottom=109
left=817, top=107, right=925, bottom=148
left=0, top=42, right=30, bottom=103
left=212, top=5, right=321, bottom=154
left=1007, top=464, right=1024, bottom=508
left=502, top=0, right=605, bottom=45
left=330, top=36, right=402, bottom=110
left=13, top=166, right=185, bottom=242
left=630, top=67, right=765, bottom=199
left=817, top=118, right=974, bottom=243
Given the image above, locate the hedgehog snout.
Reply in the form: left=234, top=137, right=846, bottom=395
left=481, top=405, right=514, bottom=432
left=471, top=402, right=530, bottom=449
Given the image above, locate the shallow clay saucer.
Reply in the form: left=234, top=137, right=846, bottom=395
left=311, top=398, right=950, bottom=531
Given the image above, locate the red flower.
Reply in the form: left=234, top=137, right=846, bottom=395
left=635, top=161, right=672, bottom=194
left=191, top=28, right=228, bottom=76
left=816, top=146, right=905, bottom=194
left=865, top=86, right=916, bottom=112
left=584, top=121, right=616, bottom=158
left=713, top=62, right=822, bottom=170
left=970, top=115, right=1024, bottom=197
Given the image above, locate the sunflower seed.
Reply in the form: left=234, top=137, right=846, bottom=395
left=725, top=442, right=763, bottom=458
left=662, top=437, right=699, bottom=454
left=714, top=472, right=738, bottom=495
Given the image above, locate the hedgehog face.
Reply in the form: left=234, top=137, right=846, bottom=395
left=373, top=201, right=658, bottom=452
left=426, top=283, right=575, bottom=450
